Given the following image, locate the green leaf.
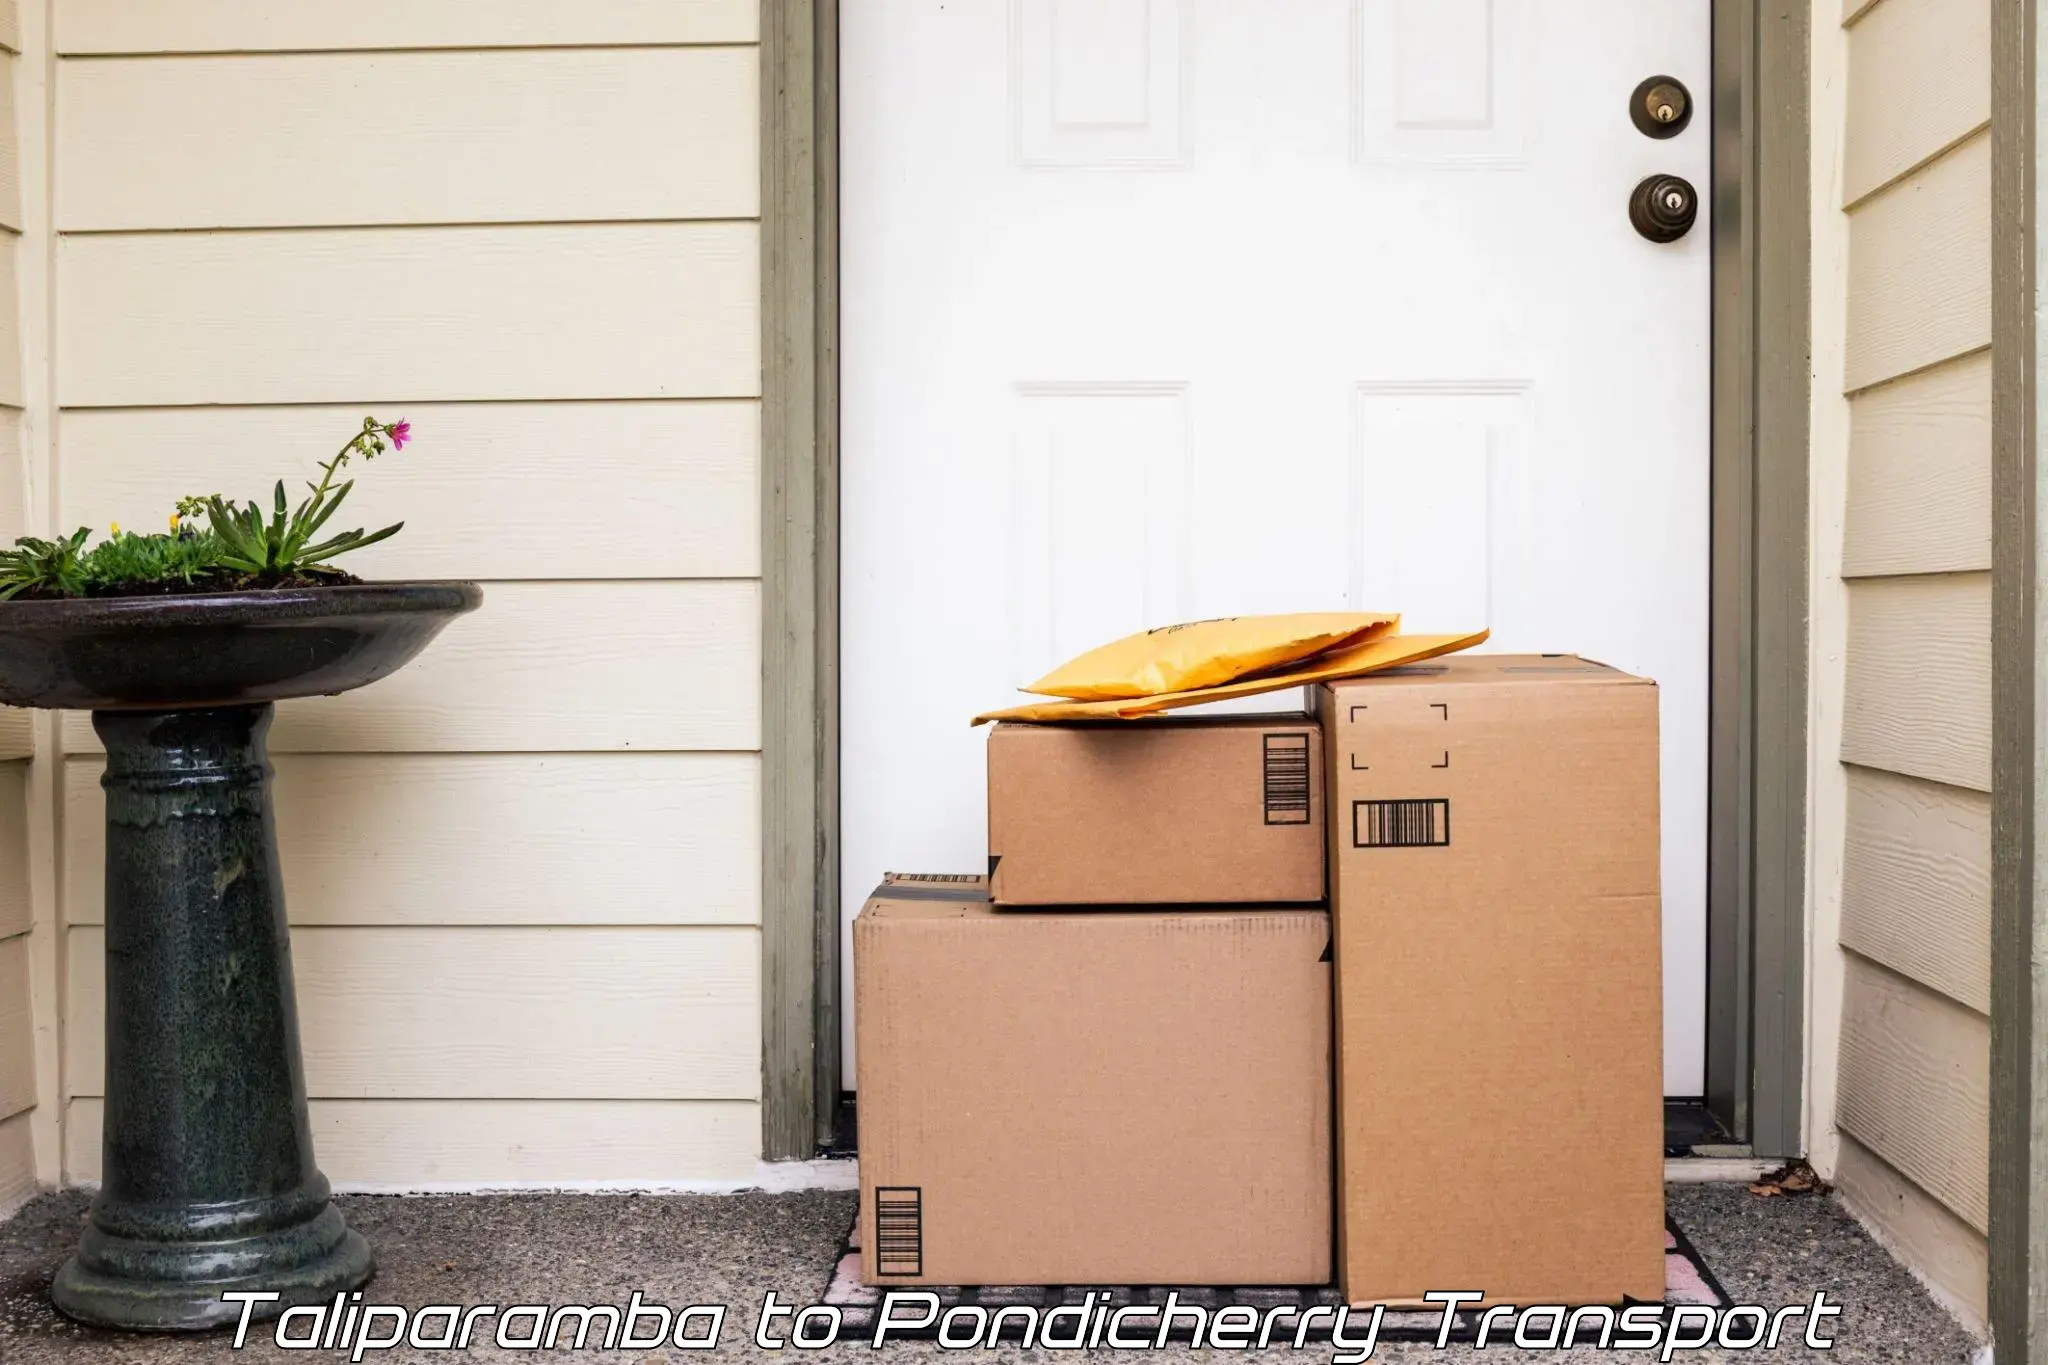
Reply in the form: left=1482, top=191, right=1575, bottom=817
left=289, top=480, right=352, bottom=557
left=238, top=505, right=270, bottom=565
left=301, top=520, right=403, bottom=564
left=285, top=490, right=318, bottom=545
left=206, top=498, right=264, bottom=565
left=268, top=482, right=289, bottom=566
left=281, top=496, right=320, bottom=559
left=296, top=529, right=365, bottom=563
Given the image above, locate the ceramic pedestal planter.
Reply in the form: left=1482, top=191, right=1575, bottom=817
left=0, top=583, right=481, bottom=1331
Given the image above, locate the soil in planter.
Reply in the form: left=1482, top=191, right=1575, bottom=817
left=7, top=570, right=366, bottom=602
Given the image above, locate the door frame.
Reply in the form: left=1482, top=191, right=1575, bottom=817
left=762, top=0, right=842, bottom=1160
left=759, top=0, right=1811, bottom=1161
left=1989, top=0, right=2048, bottom=1350
left=1704, top=0, right=1810, bottom=1160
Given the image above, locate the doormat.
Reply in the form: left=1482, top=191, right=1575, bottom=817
left=820, top=1213, right=1729, bottom=1343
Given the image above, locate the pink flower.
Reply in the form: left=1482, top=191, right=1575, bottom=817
left=388, top=420, right=411, bottom=451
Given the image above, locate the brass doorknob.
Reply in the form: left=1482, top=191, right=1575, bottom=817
left=1629, top=174, right=1697, bottom=243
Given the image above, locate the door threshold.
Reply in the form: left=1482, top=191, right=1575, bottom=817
left=1665, top=1155, right=1775, bottom=1183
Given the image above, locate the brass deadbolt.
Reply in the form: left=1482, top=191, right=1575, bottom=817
left=1630, top=75, right=1692, bottom=139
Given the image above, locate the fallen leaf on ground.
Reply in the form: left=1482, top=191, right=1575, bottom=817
left=1749, top=1161, right=1829, bottom=1198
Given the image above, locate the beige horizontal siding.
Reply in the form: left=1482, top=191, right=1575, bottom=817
left=45, top=6, right=768, bottom=1186
left=1844, top=0, right=1990, bottom=205
left=0, top=51, right=19, bottom=232
left=0, top=408, right=23, bottom=544
left=0, top=764, right=28, bottom=1171
left=65, top=1097, right=760, bottom=1188
left=0, top=1110, right=31, bottom=1217
left=0, top=243, right=22, bottom=411
left=67, top=925, right=762, bottom=1101
left=1845, top=131, right=1989, bottom=393
left=0, top=934, right=31, bottom=1119
left=1834, top=0, right=1991, bottom=1315
left=1841, top=766, right=1990, bottom=1013
left=0, top=408, right=22, bottom=759
left=0, top=674, right=25, bottom=771
left=58, top=48, right=758, bottom=231
left=65, top=754, right=762, bottom=928
left=57, top=224, right=759, bottom=407
left=1843, top=352, right=1991, bottom=577
left=1841, top=574, right=1991, bottom=792
left=0, top=0, right=27, bottom=1209
left=59, top=581, right=763, bottom=755
left=60, top=401, right=760, bottom=581
left=0, top=762, right=25, bottom=939
left=1838, top=954, right=1990, bottom=1232
left=54, top=0, right=758, bottom=54
left=1833, top=1133, right=1989, bottom=1330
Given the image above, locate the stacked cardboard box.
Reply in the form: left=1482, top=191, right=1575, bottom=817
left=1317, top=655, right=1665, bottom=1306
left=857, top=715, right=1334, bottom=1286
left=986, top=716, right=1327, bottom=905
left=856, top=655, right=1663, bottom=1305
left=854, top=878, right=1332, bottom=1286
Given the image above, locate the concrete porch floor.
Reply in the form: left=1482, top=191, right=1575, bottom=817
left=0, top=1183, right=1981, bottom=1362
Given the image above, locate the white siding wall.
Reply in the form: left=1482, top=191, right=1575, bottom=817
left=1816, top=0, right=1991, bottom=1331
left=0, top=0, right=39, bottom=1219
left=0, top=761, right=35, bottom=1216
left=43, top=0, right=766, bottom=1187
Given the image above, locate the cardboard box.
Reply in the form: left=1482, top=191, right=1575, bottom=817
left=1317, top=655, right=1665, bottom=1307
left=987, top=716, right=1324, bottom=905
left=854, top=875, right=1332, bottom=1286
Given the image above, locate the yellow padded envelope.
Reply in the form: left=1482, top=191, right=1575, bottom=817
left=974, top=629, right=1490, bottom=724
left=1022, top=611, right=1399, bottom=701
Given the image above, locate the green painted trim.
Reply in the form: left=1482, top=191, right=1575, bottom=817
left=1989, top=0, right=2048, bottom=1351
left=812, top=0, right=843, bottom=1154
left=1746, top=0, right=1812, bottom=1162
left=761, top=0, right=840, bottom=1162
left=1705, top=0, right=1809, bottom=1158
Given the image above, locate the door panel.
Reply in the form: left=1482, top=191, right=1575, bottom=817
left=842, top=0, right=1711, bottom=1094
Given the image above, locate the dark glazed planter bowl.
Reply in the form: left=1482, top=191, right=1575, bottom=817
left=0, top=581, right=483, bottom=710
left=0, top=581, right=482, bottom=1331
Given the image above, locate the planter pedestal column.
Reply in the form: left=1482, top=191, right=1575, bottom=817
left=51, top=703, right=372, bottom=1331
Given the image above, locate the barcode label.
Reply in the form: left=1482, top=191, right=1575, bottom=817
left=1354, top=798, right=1450, bottom=848
left=875, top=1187, right=923, bottom=1277
left=1263, top=733, right=1311, bottom=825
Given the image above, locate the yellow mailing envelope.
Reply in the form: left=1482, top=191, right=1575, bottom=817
left=1023, top=611, right=1400, bottom=701
left=975, top=629, right=1490, bottom=724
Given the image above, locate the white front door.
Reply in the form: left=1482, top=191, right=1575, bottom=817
left=841, top=0, right=1711, bottom=1095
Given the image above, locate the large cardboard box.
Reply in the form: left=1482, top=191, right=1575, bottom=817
left=854, top=875, right=1332, bottom=1286
left=1317, top=655, right=1664, bottom=1307
left=987, top=716, right=1324, bottom=905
